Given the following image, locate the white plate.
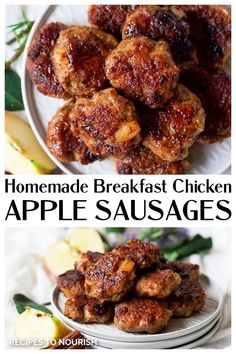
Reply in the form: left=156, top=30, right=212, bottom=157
left=92, top=314, right=222, bottom=349
left=51, top=275, right=223, bottom=343
left=22, top=5, right=231, bottom=175
left=178, top=314, right=223, bottom=349
left=81, top=311, right=221, bottom=349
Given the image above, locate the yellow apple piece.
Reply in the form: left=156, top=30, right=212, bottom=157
left=5, top=112, right=56, bottom=174
left=67, top=228, right=105, bottom=253
left=14, top=307, right=70, bottom=347
left=44, top=240, right=79, bottom=276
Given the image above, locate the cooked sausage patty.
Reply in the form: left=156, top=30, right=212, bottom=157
left=114, top=298, right=173, bottom=333
left=75, top=251, right=104, bottom=273
left=112, top=239, right=160, bottom=270
left=168, top=279, right=206, bottom=317
left=64, top=294, right=113, bottom=323
left=180, top=5, right=231, bottom=69
left=26, top=22, right=69, bottom=98
left=52, top=26, right=118, bottom=96
left=180, top=66, right=210, bottom=95
left=88, top=5, right=132, bottom=38
left=122, top=6, right=196, bottom=67
left=135, top=269, right=181, bottom=298
left=85, top=253, right=136, bottom=302
left=143, top=84, right=205, bottom=162
left=181, top=67, right=231, bottom=143
left=70, top=88, right=141, bottom=158
left=46, top=101, right=100, bottom=164
left=116, top=144, right=190, bottom=174
left=167, top=261, right=200, bottom=280
left=105, top=37, right=179, bottom=109
left=57, top=270, right=85, bottom=298
left=197, top=73, right=231, bottom=143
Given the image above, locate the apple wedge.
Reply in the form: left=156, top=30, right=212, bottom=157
left=5, top=112, right=56, bottom=174
left=67, top=228, right=105, bottom=253
left=44, top=240, right=80, bottom=277
left=14, top=307, right=70, bottom=347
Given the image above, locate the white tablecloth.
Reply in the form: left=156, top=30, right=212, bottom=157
left=5, top=227, right=231, bottom=348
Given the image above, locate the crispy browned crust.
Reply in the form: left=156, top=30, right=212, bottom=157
left=105, top=37, right=179, bottom=109
left=180, top=67, right=231, bottom=143
left=180, top=5, right=231, bottom=69
left=116, top=144, right=190, bottom=174
left=26, top=22, right=69, bottom=99
left=85, top=253, right=136, bottom=302
left=112, top=239, right=160, bottom=270
left=64, top=294, right=113, bottom=323
left=167, top=261, right=200, bottom=280
left=122, top=6, right=196, bottom=68
left=114, top=298, right=173, bottom=333
left=135, top=269, right=181, bottom=298
left=75, top=251, right=104, bottom=273
left=70, top=88, right=141, bottom=158
left=88, top=5, right=132, bottom=38
left=180, top=66, right=210, bottom=95
left=168, top=279, right=206, bottom=317
left=143, top=84, right=206, bottom=162
left=46, top=101, right=100, bottom=164
left=52, top=26, right=118, bottom=96
left=57, top=270, right=85, bottom=298
left=197, top=73, right=231, bottom=143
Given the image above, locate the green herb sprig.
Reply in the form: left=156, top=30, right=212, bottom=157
left=5, top=11, right=34, bottom=110
left=5, top=11, right=34, bottom=69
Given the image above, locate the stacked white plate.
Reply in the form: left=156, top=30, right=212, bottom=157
left=51, top=275, right=223, bottom=349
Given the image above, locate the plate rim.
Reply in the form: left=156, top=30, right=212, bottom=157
left=51, top=275, right=223, bottom=343
left=21, top=5, right=74, bottom=175
left=177, top=314, right=223, bottom=349
left=78, top=311, right=222, bottom=349
left=92, top=315, right=222, bottom=349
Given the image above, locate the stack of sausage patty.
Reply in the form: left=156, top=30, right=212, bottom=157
left=26, top=5, right=231, bottom=174
left=57, top=240, right=206, bottom=333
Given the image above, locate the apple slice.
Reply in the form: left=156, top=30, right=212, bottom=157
left=67, top=228, right=105, bottom=253
left=44, top=240, right=79, bottom=276
left=5, top=112, right=56, bottom=174
left=14, top=307, right=70, bottom=347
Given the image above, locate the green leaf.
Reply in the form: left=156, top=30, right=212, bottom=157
left=138, top=228, right=164, bottom=241
left=5, top=68, right=24, bottom=111
left=13, top=294, right=52, bottom=315
left=162, top=234, right=212, bottom=260
left=105, top=227, right=126, bottom=233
